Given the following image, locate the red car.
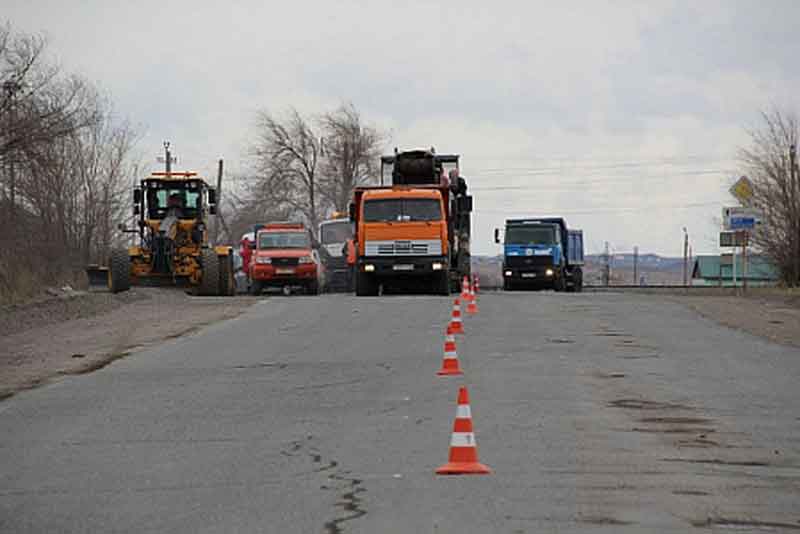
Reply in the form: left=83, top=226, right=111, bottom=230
left=249, top=222, right=322, bottom=295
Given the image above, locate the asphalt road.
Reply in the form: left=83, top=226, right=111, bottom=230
left=1, top=292, right=799, bottom=533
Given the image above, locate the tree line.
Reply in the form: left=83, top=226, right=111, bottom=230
left=0, top=22, right=138, bottom=302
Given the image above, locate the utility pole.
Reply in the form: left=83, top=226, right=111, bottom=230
left=791, top=145, right=797, bottom=276
left=214, top=158, right=223, bottom=243
left=682, top=227, right=689, bottom=287
left=688, top=244, right=693, bottom=286
left=603, top=241, right=610, bottom=286
left=3, top=80, right=21, bottom=224
left=633, top=246, right=639, bottom=286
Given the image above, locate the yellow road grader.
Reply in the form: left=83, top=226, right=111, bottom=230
left=90, top=171, right=234, bottom=295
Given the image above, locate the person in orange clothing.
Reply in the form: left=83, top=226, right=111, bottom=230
left=343, top=238, right=357, bottom=291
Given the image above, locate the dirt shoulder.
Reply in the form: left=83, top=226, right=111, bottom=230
left=670, top=292, right=800, bottom=348
left=0, top=288, right=256, bottom=400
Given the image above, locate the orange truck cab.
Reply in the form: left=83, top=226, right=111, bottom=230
left=249, top=222, right=321, bottom=295
left=350, top=149, right=473, bottom=296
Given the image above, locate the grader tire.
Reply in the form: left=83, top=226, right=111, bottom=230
left=199, top=249, right=221, bottom=296
left=108, top=248, right=131, bottom=294
left=218, top=254, right=235, bottom=296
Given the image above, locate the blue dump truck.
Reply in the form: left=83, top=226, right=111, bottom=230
left=494, top=218, right=584, bottom=291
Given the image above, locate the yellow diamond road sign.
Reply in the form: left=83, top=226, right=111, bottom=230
left=730, top=176, right=753, bottom=204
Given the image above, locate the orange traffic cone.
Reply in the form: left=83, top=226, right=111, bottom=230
left=466, top=291, right=478, bottom=315
left=437, top=332, right=463, bottom=376
left=448, top=298, right=465, bottom=335
left=461, top=276, right=470, bottom=299
left=436, top=386, right=491, bottom=475
left=473, top=275, right=480, bottom=294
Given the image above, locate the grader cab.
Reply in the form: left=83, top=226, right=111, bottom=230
left=100, top=171, right=234, bottom=295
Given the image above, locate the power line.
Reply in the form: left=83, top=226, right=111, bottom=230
left=470, top=170, right=732, bottom=191
left=477, top=200, right=723, bottom=215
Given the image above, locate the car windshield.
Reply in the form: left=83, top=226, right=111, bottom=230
left=505, top=226, right=557, bottom=245
left=145, top=181, right=201, bottom=220
left=320, top=221, right=353, bottom=244
left=363, top=198, right=441, bottom=222
left=258, top=232, right=308, bottom=249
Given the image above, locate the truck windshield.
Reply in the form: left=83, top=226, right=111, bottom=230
left=363, top=199, right=441, bottom=222
left=258, top=232, right=309, bottom=249
left=320, top=221, right=353, bottom=244
left=505, top=226, right=557, bottom=245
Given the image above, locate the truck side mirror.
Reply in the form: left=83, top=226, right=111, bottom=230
left=207, top=188, right=217, bottom=205
left=494, top=228, right=500, bottom=244
left=458, top=195, right=473, bottom=213
left=133, top=188, right=142, bottom=204
left=348, top=203, right=356, bottom=222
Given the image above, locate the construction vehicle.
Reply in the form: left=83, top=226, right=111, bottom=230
left=495, top=218, right=584, bottom=291
left=248, top=222, right=322, bottom=296
left=349, top=148, right=473, bottom=296
left=94, top=171, right=234, bottom=295
left=318, top=212, right=354, bottom=292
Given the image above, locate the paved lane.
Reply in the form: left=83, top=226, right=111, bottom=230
left=1, top=293, right=799, bottom=532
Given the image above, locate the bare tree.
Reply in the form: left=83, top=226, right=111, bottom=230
left=250, top=108, right=324, bottom=235
left=1, top=23, right=98, bottom=221
left=739, top=109, right=800, bottom=286
left=319, top=103, right=384, bottom=212
left=0, top=23, right=140, bottom=302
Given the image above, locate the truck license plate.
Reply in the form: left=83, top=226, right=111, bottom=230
left=393, top=264, right=414, bottom=271
left=521, top=273, right=536, bottom=278
left=276, top=268, right=294, bottom=275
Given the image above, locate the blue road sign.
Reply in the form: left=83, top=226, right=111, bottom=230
left=729, top=216, right=755, bottom=230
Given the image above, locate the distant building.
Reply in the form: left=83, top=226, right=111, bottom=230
left=692, top=255, right=780, bottom=287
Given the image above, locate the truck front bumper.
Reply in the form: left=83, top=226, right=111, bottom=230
left=502, top=265, right=557, bottom=281
left=251, top=264, right=318, bottom=286
left=359, top=256, right=448, bottom=277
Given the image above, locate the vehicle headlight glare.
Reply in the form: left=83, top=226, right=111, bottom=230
left=545, top=268, right=554, bottom=276
left=504, top=270, right=512, bottom=277
left=256, top=257, right=271, bottom=264
left=432, top=262, right=443, bottom=271
left=364, top=264, right=375, bottom=272
left=299, top=256, right=313, bottom=264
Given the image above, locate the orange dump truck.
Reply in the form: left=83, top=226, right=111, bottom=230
left=349, top=148, right=473, bottom=296
left=249, top=222, right=321, bottom=295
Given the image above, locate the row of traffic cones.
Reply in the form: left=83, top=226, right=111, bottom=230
left=436, top=275, right=490, bottom=475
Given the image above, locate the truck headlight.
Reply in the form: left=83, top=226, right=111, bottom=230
left=432, top=262, right=443, bottom=271
left=504, top=270, right=512, bottom=277
left=298, top=256, right=314, bottom=264
left=545, top=268, right=554, bottom=276
left=256, top=257, right=272, bottom=264
left=364, top=264, right=375, bottom=272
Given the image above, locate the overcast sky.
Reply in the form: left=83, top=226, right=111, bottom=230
left=7, top=1, right=799, bottom=255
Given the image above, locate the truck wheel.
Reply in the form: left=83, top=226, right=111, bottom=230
left=355, top=271, right=375, bottom=296
left=108, top=248, right=131, bottom=294
left=249, top=279, right=262, bottom=296
left=219, top=255, right=235, bottom=296
left=434, top=271, right=450, bottom=296
left=554, top=270, right=566, bottom=292
left=200, top=249, right=221, bottom=296
left=575, top=268, right=584, bottom=293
